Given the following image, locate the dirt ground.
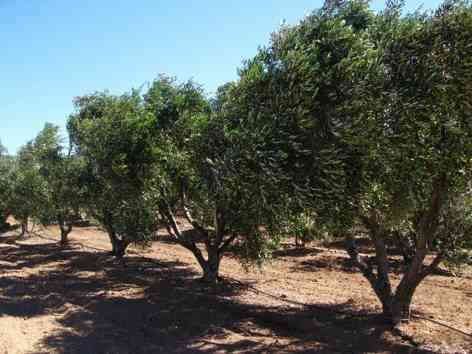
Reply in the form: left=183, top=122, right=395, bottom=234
left=0, top=222, right=470, bottom=354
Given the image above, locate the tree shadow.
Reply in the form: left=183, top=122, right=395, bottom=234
left=292, top=253, right=359, bottom=274
left=0, top=240, right=443, bottom=353
left=0, top=222, right=19, bottom=232
left=272, top=244, right=323, bottom=258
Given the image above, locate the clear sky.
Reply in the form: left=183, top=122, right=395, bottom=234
left=1, top=0, right=442, bottom=154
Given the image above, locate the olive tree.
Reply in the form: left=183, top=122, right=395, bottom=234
left=67, top=91, right=158, bottom=257
left=31, top=123, right=85, bottom=245
left=8, top=142, right=46, bottom=235
left=234, top=0, right=472, bottom=325
left=0, top=141, right=13, bottom=229
left=144, top=77, right=287, bottom=283
left=340, top=1, right=472, bottom=324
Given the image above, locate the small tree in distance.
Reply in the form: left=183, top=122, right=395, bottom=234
left=32, top=123, right=85, bottom=245
left=0, top=141, right=13, bottom=229
left=8, top=142, right=46, bottom=236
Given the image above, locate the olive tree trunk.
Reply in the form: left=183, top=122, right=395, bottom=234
left=59, top=217, right=73, bottom=245
left=108, top=231, right=129, bottom=258
left=346, top=231, right=439, bottom=325
left=103, top=211, right=130, bottom=258
left=20, top=218, right=28, bottom=236
left=104, top=225, right=130, bottom=258
left=159, top=203, right=237, bottom=285
left=347, top=177, right=446, bottom=325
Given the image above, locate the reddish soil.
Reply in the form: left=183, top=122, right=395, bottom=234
left=0, top=222, right=470, bottom=353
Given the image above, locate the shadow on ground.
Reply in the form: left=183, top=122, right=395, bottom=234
left=0, top=233, right=437, bottom=354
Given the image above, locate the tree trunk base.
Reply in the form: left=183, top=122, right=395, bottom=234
left=199, top=264, right=222, bottom=285
left=383, top=300, right=412, bottom=327
left=60, top=235, right=69, bottom=246
left=111, top=240, right=128, bottom=259
left=20, top=223, right=28, bottom=237
left=200, top=272, right=220, bottom=285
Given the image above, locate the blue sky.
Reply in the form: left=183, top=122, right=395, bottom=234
left=1, top=0, right=442, bottom=153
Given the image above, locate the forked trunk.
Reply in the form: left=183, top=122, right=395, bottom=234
left=348, top=176, right=446, bottom=326
left=159, top=202, right=231, bottom=285
left=346, top=216, right=428, bottom=327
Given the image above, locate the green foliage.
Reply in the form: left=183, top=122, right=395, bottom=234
left=436, top=190, right=472, bottom=270
left=30, top=124, right=85, bottom=235
left=284, top=211, right=329, bottom=246
left=0, top=143, right=14, bottom=228
left=68, top=90, right=158, bottom=247
left=8, top=142, right=46, bottom=228
left=227, top=0, right=472, bottom=320
left=346, top=0, right=472, bottom=255
left=225, top=0, right=378, bottom=235
left=232, top=0, right=472, bottom=262
left=146, top=77, right=287, bottom=269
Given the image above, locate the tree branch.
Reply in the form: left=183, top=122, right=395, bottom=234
left=421, top=252, right=444, bottom=278
left=345, top=234, right=377, bottom=283
left=182, top=205, right=208, bottom=238
left=218, top=232, right=238, bottom=254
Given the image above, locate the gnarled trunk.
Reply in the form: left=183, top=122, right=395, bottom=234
left=159, top=200, right=236, bottom=286
left=393, top=232, right=415, bottom=267
left=181, top=238, right=223, bottom=284
left=60, top=227, right=69, bottom=245
left=347, top=210, right=444, bottom=325
left=200, top=246, right=222, bottom=284
left=112, top=239, right=128, bottom=258
left=295, top=234, right=306, bottom=248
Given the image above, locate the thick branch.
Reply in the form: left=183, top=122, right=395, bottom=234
left=421, top=253, right=444, bottom=278
left=345, top=234, right=376, bottom=284
left=214, top=206, right=226, bottom=247
left=160, top=202, right=209, bottom=269
left=418, top=173, right=448, bottom=245
left=361, top=213, right=394, bottom=299
left=182, top=205, right=208, bottom=239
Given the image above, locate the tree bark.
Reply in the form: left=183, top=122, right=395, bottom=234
left=105, top=225, right=129, bottom=258
left=103, top=211, right=129, bottom=258
left=59, top=218, right=73, bottom=246
left=20, top=219, right=28, bottom=236
left=200, top=245, right=221, bottom=284
left=386, top=282, right=417, bottom=325
left=159, top=199, right=233, bottom=285
left=109, top=234, right=129, bottom=258
left=112, top=238, right=129, bottom=258
left=350, top=178, right=446, bottom=326
left=393, top=231, right=415, bottom=266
